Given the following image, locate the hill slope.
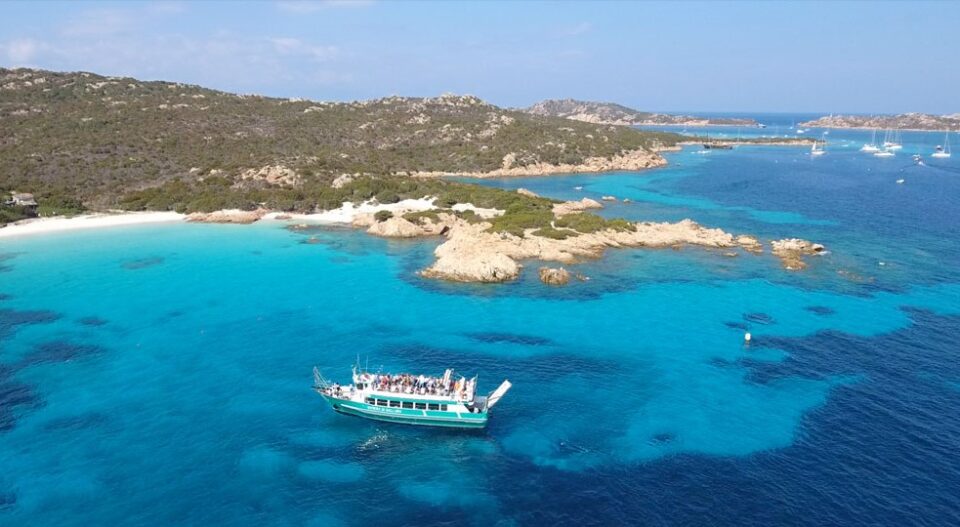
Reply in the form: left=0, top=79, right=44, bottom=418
left=524, top=99, right=756, bottom=126
left=0, top=69, right=680, bottom=208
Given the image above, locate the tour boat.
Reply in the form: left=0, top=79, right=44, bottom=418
left=811, top=134, right=827, bottom=156
left=860, top=129, right=880, bottom=152
left=314, top=366, right=511, bottom=429
left=931, top=131, right=951, bottom=159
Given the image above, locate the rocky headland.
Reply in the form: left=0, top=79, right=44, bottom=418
left=525, top=99, right=757, bottom=127
left=799, top=113, right=960, bottom=132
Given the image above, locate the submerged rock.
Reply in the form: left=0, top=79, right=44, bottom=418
left=601, top=195, right=617, bottom=202
left=736, top=235, right=764, bottom=254
left=771, top=238, right=826, bottom=270
left=539, top=267, right=571, bottom=285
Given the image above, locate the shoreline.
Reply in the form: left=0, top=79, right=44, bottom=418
left=677, top=140, right=815, bottom=147
left=0, top=211, right=186, bottom=239
left=796, top=124, right=960, bottom=133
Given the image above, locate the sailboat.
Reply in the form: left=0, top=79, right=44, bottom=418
left=931, top=131, right=952, bottom=159
left=860, top=128, right=880, bottom=152
left=884, top=128, right=903, bottom=150
left=874, top=146, right=895, bottom=158
left=811, top=133, right=827, bottom=156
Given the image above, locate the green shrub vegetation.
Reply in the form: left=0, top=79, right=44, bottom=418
left=531, top=226, right=575, bottom=240
left=555, top=213, right=637, bottom=234
left=0, top=68, right=682, bottom=212
left=1, top=69, right=678, bottom=231
left=402, top=210, right=441, bottom=224
left=373, top=210, right=393, bottom=222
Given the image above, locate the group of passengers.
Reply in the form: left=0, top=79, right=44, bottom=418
left=371, top=373, right=456, bottom=396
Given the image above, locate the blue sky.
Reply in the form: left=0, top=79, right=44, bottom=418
left=1, top=1, right=957, bottom=114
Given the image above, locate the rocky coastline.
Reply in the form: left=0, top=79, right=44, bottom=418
left=799, top=113, right=960, bottom=132
left=294, top=196, right=826, bottom=284
left=408, top=148, right=666, bottom=178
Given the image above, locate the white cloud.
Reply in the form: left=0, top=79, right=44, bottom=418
left=558, top=22, right=593, bottom=37
left=147, top=2, right=188, bottom=15
left=1, top=38, right=46, bottom=65
left=276, top=0, right=374, bottom=13
left=269, top=37, right=339, bottom=61
left=59, top=9, right=139, bottom=37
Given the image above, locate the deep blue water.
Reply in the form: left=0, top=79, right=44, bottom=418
left=2, top=126, right=960, bottom=526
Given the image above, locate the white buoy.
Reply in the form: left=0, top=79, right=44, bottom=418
left=744, top=332, right=752, bottom=343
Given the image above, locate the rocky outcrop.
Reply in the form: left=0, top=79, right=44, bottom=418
left=771, top=238, right=826, bottom=270
left=366, top=217, right=425, bottom=238
left=736, top=235, right=764, bottom=254
left=516, top=188, right=540, bottom=198
left=552, top=198, right=603, bottom=216
left=331, top=174, right=355, bottom=189
left=539, top=267, right=570, bottom=285
left=422, top=232, right=522, bottom=283
left=420, top=218, right=757, bottom=283
left=186, top=208, right=267, bottom=224
left=601, top=196, right=617, bottom=202
left=238, top=165, right=300, bottom=187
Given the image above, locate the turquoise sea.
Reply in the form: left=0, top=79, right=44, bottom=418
left=2, top=122, right=960, bottom=525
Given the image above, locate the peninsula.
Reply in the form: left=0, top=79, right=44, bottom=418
left=0, top=68, right=825, bottom=283
left=524, top=99, right=757, bottom=127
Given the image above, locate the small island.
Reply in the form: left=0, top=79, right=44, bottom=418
left=799, top=112, right=960, bottom=132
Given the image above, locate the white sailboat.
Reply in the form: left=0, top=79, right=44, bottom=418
left=931, top=131, right=951, bottom=159
left=884, top=128, right=903, bottom=150
left=811, top=133, right=827, bottom=156
left=860, top=128, right=880, bottom=152
left=874, top=146, right=895, bottom=158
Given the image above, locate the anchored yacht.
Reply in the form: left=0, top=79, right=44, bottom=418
left=861, top=128, right=880, bottom=152
left=932, top=131, right=951, bottom=159
left=314, top=366, right=511, bottom=429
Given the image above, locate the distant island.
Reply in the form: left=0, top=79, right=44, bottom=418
left=0, top=68, right=824, bottom=282
left=524, top=99, right=757, bottom=127
left=800, top=112, right=960, bottom=131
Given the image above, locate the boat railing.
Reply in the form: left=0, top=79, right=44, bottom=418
left=313, top=367, right=332, bottom=392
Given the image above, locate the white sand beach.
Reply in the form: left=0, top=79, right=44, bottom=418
left=276, top=198, right=438, bottom=224
left=0, top=211, right=186, bottom=239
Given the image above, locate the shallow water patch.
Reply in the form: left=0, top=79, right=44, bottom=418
left=121, top=256, right=165, bottom=270
left=0, top=380, right=43, bottom=432
left=465, top=332, right=553, bottom=346
left=20, top=341, right=106, bottom=368
left=805, top=305, right=835, bottom=316
left=41, top=412, right=110, bottom=432
left=743, top=312, right=776, bottom=325
left=0, top=253, right=18, bottom=273
left=0, top=308, right=60, bottom=340
left=77, top=316, right=108, bottom=327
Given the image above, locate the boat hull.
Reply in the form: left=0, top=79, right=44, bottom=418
left=322, top=395, right=488, bottom=429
